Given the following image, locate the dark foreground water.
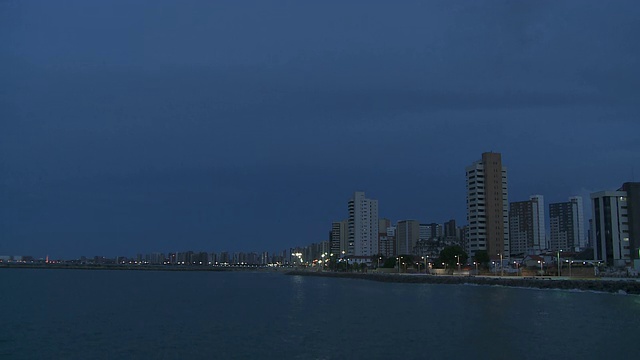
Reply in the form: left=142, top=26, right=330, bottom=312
left=1, top=269, right=639, bottom=359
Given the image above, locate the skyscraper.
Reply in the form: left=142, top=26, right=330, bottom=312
left=466, top=152, right=509, bottom=259
left=549, top=196, right=584, bottom=252
left=347, top=191, right=379, bottom=258
left=530, top=195, right=546, bottom=251
left=378, top=218, right=395, bottom=257
left=396, top=220, right=420, bottom=255
left=509, top=195, right=545, bottom=256
left=444, top=219, right=457, bottom=239
left=330, top=220, right=349, bottom=255
left=591, top=182, right=640, bottom=269
left=419, top=223, right=442, bottom=241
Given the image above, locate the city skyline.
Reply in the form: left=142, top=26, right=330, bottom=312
left=2, top=1, right=640, bottom=258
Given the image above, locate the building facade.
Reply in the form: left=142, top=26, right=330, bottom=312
left=466, top=152, right=509, bottom=259
left=420, top=223, right=443, bottom=241
left=530, top=195, right=546, bottom=252
left=509, top=200, right=534, bottom=256
left=347, top=191, right=379, bottom=258
left=396, top=220, right=420, bottom=255
left=591, top=182, right=640, bottom=269
left=509, top=195, right=546, bottom=256
left=549, top=196, right=584, bottom=252
left=378, top=219, right=396, bottom=257
left=330, top=220, right=349, bottom=256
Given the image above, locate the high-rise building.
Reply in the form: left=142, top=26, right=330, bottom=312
left=466, top=152, right=509, bottom=259
left=509, top=195, right=546, bottom=256
left=420, top=223, right=442, bottom=241
left=444, top=220, right=457, bottom=239
left=591, top=182, right=640, bottom=269
left=530, top=195, right=546, bottom=251
left=330, top=220, right=349, bottom=255
left=549, top=196, right=584, bottom=252
left=396, top=220, right=420, bottom=255
left=378, top=218, right=395, bottom=257
left=509, top=201, right=533, bottom=256
left=347, top=191, right=379, bottom=257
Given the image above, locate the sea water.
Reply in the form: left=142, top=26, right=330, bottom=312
left=1, top=269, right=638, bottom=359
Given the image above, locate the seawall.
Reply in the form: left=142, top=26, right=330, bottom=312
left=285, top=271, right=640, bottom=295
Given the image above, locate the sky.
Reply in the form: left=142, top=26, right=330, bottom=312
left=1, top=0, right=640, bottom=259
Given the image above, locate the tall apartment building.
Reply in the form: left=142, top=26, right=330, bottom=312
left=444, top=219, right=457, bottom=239
left=466, top=152, right=509, bottom=259
left=396, top=220, right=420, bottom=255
left=591, top=182, right=640, bottom=269
left=420, top=223, right=443, bottom=241
left=347, top=191, right=379, bottom=257
left=378, top=218, right=396, bottom=257
left=530, top=195, right=546, bottom=251
left=549, top=196, right=584, bottom=252
left=330, top=220, right=349, bottom=255
left=509, top=195, right=546, bottom=256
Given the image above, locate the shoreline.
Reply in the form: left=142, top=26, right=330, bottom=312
left=284, top=270, right=640, bottom=295
left=0, top=263, right=279, bottom=272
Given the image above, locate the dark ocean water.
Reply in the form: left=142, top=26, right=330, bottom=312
left=1, top=269, right=639, bottom=359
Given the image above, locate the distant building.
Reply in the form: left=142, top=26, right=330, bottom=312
left=509, top=195, right=546, bottom=256
left=396, top=220, right=420, bottom=255
left=530, top=195, right=547, bottom=251
left=466, top=152, right=509, bottom=259
left=549, top=196, right=585, bottom=252
left=591, top=182, right=640, bottom=269
left=348, top=191, right=379, bottom=258
left=330, top=220, right=349, bottom=255
left=420, top=223, right=442, bottom=241
left=378, top=219, right=395, bottom=257
left=444, top=219, right=457, bottom=239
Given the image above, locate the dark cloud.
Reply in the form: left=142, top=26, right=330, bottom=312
left=1, top=0, right=640, bottom=257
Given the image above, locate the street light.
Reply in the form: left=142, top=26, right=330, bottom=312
left=538, top=260, right=544, bottom=275
left=557, top=249, right=562, bottom=277
left=473, top=261, right=478, bottom=275
left=514, top=261, right=519, bottom=277
left=499, top=253, right=504, bottom=277
left=455, top=255, right=461, bottom=272
left=378, top=256, right=382, bottom=268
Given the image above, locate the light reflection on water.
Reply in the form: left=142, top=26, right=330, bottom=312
left=0, top=269, right=638, bottom=359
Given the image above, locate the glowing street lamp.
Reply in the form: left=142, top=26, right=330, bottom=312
left=557, top=249, right=562, bottom=277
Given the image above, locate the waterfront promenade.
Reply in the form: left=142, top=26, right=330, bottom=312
left=285, top=270, right=640, bottom=295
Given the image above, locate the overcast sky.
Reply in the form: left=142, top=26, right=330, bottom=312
left=1, top=0, right=639, bottom=258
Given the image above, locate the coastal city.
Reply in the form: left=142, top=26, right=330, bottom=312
left=3, top=152, right=638, bottom=279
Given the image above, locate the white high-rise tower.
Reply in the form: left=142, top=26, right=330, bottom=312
left=348, top=191, right=379, bottom=258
